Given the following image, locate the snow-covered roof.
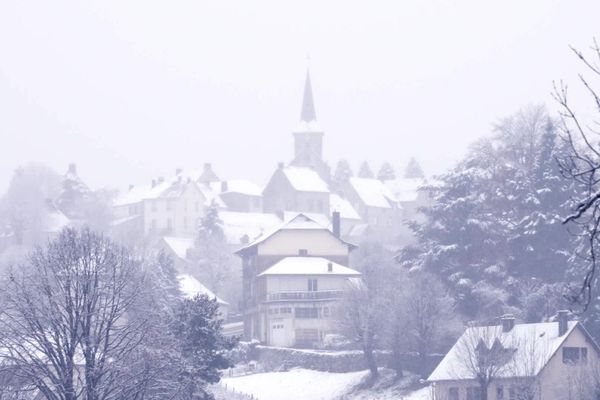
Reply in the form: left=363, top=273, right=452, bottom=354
left=163, top=236, right=195, bottom=260
left=384, top=178, right=425, bottom=203
left=220, top=211, right=282, bottom=245
left=283, top=211, right=331, bottom=230
left=177, top=274, right=228, bottom=305
left=349, top=177, right=398, bottom=209
left=282, top=167, right=329, bottom=193
left=211, top=180, right=263, bottom=197
left=236, top=213, right=354, bottom=254
left=330, top=194, right=361, bottom=221
left=257, top=257, right=360, bottom=277
left=113, top=174, right=225, bottom=208
left=428, top=321, right=587, bottom=382
left=293, top=120, right=323, bottom=133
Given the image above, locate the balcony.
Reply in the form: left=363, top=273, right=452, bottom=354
left=265, top=290, right=344, bottom=302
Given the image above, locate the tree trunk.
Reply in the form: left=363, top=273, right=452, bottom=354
left=363, top=344, right=379, bottom=381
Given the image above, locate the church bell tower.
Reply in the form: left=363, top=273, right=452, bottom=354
left=291, top=68, right=330, bottom=181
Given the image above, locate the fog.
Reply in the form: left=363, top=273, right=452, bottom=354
left=1, top=0, right=599, bottom=191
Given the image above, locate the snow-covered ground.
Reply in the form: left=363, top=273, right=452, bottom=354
left=219, top=368, right=432, bottom=400
left=221, top=368, right=368, bottom=400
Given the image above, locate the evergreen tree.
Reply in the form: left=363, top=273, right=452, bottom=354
left=358, top=161, right=374, bottom=179
left=331, top=159, right=354, bottom=193
left=170, top=295, right=237, bottom=399
left=191, top=204, right=235, bottom=298
left=404, top=157, right=425, bottom=179
left=399, top=107, right=578, bottom=320
left=377, top=162, right=396, bottom=181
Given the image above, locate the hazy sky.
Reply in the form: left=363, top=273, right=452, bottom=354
left=1, top=0, right=599, bottom=192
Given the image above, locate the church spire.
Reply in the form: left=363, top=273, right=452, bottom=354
left=300, top=69, right=317, bottom=123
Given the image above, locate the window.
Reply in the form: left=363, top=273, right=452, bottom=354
left=268, top=308, right=280, bottom=315
left=322, top=307, right=330, bottom=317
left=151, top=201, right=157, bottom=212
left=295, top=308, right=318, bottom=319
left=307, top=199, right=314, bottom=211
left=166, top=200, right=172, bottom=211
left=316, top=199, right=323, bottom=212
left=298, top=249, right=308, bottom=256
left=253, top=197, right=261, bottom=208
left=308, top=279, right=318, bottom=292
left=183, top=217, right=188, bottom=230
left=167, top=218, right=172, bottom=231
left=466, top=387, right=481, bottom=400
left=280, top=307, right=292, bottom=314
left=448, top=388, right=459, bottom=400
left=151, top=219, right=156, bottom=230
left=563, top=347, right=588, bottom=364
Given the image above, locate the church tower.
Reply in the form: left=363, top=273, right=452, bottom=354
left=290, top=68, right=330, bottom=182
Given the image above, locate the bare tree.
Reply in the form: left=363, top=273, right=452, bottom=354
left=554, top=39, right=600, bottom=309
left=0, top=227, right=149, bottom=400
left=453, top=325, right=513, bottom=400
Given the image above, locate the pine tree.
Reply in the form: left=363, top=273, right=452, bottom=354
left=331, top=159, right=354, bottom=192
left=377, top=162, right=396, bottom=181
left=404, top=157, right=425, bottom=179
left=358, top=161, right=374, bottom=179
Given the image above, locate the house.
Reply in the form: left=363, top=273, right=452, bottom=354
left=211, top=180, right=263, bottom=213
left=384, top=177, right=430, bottom=245
left=112, top=170, right=224, bottom=237
left=342, top=177, right=400, bottom=235
left=262, top=165, right=330, bottom=216
left=235, top=213, right=359, bottom=348
left=428, top=312, right=600, bottom=400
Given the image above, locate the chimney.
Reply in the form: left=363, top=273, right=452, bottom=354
left=278, top=162, right=285, bottom=169
left=501, top=314, right=515, bottom=332
left=158, top=176, right=165, bottom=183
left=128, top=184, right=134, bottom=191
left=175, top=168, right=182, bottom=176
left=558, top=310, right=569, bottom=336
left=327, top=262, right=333, bottom=273
left=204, top=163, right=212, bottom=171
left=68, top=163, right=77, bottom=175
left=221, top=181, right=229, bottom=193
left=332, top=211, right=341, bottom=238
left=151, top=179, right=157, bottom=188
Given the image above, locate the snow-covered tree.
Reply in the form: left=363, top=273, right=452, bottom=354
left=0, top=163, right=61, bottom=245
left=377, top=162, right=396, bottom=181
left=191, top=205, right=235, bottom=297
left=331, top=159, right=354, bottom=193
left=399, top=106, right=578, bottom=320
left=404, top=157, right=425, bottom=179
left=358, top=161, right=374, bottom=179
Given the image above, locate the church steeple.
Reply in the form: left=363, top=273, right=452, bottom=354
left=300, top=69, right=317, bottom=123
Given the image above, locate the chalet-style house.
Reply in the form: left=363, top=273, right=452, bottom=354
left=428, top=312, right=600, bottom=400
left=235, top=213, right=360, bottom=348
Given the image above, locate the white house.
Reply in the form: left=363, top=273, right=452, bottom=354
left=428, top=312, right=600, bottom=400
left=235, top=213, right=359, bottom=348
left=112, top=171, right=224, bottom=238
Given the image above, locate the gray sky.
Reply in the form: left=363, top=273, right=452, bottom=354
left=1, top=0, right=599, bottom=192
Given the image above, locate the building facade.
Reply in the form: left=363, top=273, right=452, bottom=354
left=235, top=213, right=359, bottom=348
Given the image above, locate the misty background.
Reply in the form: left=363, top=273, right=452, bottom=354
left=1, top=0, right=598, bottom=191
